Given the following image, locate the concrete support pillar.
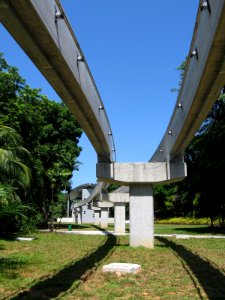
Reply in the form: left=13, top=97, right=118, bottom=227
left=108, top=193, right=129, bottom=235
left=114, top=203, right=126, bottom=234
left=79, top=207, right=83, bottom=224
left=129, top=184, right=154, bottom=248
left=100, top=208, right=109, bottom=229
left=94, top=200, right=113, bottom=229
left=67, top=196, right=70, bottom=217
left=94, top=210, right=100, bottom=226
left=75, top=207, right=82, bottom=224
left=72, top=209, right=76, bottom=222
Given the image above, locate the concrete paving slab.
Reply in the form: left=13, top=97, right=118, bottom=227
left=39, top=230, right=225, bottom=239
left=16, top=237, right=35, bottom=241
left=40, top=229, right=126, bottom=236
left=102, top=263, right=141, bottom=274
left=175, top=234, right=190, bottom=239
left=184, top=235, right=225, bottom=239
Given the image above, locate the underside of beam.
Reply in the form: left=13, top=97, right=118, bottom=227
left=0, top=0, right=114, bottom=162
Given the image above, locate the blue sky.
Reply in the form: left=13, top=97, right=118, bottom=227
left=0, top=1, right=199, bottom=187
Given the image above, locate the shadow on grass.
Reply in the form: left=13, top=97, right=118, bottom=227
left=11, top=234, right=117, bottom=300
left=92, top=225, right=115, bottom=233
left=174, top=226, right=225, bottom=235
left=0, top=234, right=17, bottom=241
left=92, top=225, right=107, bottom=232
left=0, top=257, right=29, bottom=279
left=157, top=237, right=225, bottom=300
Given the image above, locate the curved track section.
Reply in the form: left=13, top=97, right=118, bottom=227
left=150, top=1, right=225, bottom=164
left=72, top=182, right=107, bottom=209
left=0, top=0, right=115, bottom=164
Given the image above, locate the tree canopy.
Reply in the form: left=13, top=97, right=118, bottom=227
left=0, top=53, right=83, bottom=227
left=154, top=61, right=225, bottom=227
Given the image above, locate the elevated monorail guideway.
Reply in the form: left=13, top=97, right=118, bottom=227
left=97, top=0, right=225, bottom=248
left=150, top=0, right=225, bottom=164
left=0, top=0, right=115, bottom=164
left=2, top=0, right=225, bottom=249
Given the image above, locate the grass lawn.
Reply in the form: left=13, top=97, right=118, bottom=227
left=154, top=224, right=225, bottom=235
left=0, top=226, right=225, bottom=299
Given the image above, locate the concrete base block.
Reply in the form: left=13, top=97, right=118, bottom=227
left=16, top=237, right=35, bottom=241
left=102, top=263, right=141, bottom=274
left=176, top=234, right=190, bottom=239
left=57, top=217, right=74, bottom=223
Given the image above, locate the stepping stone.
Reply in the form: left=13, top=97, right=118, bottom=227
left=16, top=237, right=35, bottom=241
left=102, top=263, right=141, bottom=274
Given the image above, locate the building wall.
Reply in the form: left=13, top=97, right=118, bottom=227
left=81, top=189, right=95, bottom=223
left=81, top=204, right=95, bottom=224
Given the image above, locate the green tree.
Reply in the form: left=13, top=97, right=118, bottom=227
left=0, top=184, right=38, bottom=235
left=0, top=124, right=31, bottom=191
left=155, top=60, right=225, bottom=226
left=183, top=92, right=225, bottom=226
left=0, top=53, right=83, bottom=224
left=0, top=123, right=35, bottom=234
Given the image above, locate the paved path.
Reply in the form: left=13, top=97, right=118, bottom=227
left=40, top=230, right=225, bottom=239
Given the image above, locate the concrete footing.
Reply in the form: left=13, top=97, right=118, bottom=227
left=129, top=184, right=154, bottom=248
left=102, top=263, right=141, bottom=274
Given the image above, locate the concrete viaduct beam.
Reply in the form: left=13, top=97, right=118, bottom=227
left=151, top=0, right=225, bottom=163
left=0, top=0, right=115, bottom=163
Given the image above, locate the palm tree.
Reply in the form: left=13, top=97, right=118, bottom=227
left=0, top=124, right=31, bottom=190
left=0, top=124, right=32, bottom=234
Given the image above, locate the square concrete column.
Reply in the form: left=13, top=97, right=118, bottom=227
left=67, top=197, right=70, bottom=217
left=94, top=210, right=100, bottom=226
left=114, top=203, right=126, bottom=234
left=94, top=201, right=113, bottom=229
left=74, top=207, right=82, bottom=224
left=100, top=208, right=109, bottom=229
left=129, top=184, right=154, bottom=248
left=72, top=209, right=75, bottom=222
left=108, top=192, right=129, bottom=235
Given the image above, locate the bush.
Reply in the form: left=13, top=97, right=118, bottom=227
left=0, top=196, right=39, bottom=235
left=155, top=217, right=218, bottom=225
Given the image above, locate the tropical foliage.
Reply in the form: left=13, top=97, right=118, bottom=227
left=0, top=124, right=31, bottom=189
left=154, top=62, right=225, bottom=227
left=0, top=122, right=34, bottom=234
left=0, top=53, right=83, bottom=232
